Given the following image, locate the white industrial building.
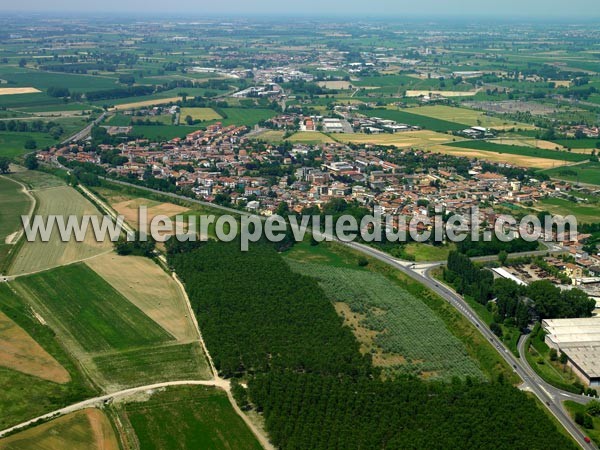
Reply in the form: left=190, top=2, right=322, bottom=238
left=543, top=318, right=600, bottom=387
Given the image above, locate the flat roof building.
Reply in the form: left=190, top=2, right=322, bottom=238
left=542, top=317, right=600, bottom=386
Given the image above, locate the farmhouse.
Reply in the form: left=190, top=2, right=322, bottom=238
left=543, top=318, right=600, bottom=387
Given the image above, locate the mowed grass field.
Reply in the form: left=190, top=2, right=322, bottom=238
left=541, top=161, right=600, bottom=186
left=86, top=253, right=198, bottom=342
left=118, top=386, right=262, bottom=450
left=8, top=185, right=112, bottom=276
left=0, top=176, right=31, bottom=269
left=180, top=107, right=222, bottom=121
left=0, top=408, right=119, bottom=450
left=11, top=264, right=173, bottom=353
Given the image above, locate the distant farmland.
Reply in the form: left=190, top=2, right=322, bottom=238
left=7, top=185, right=112, bottom=276
left=541, top=161, right=600, bottom=186
left=363, top=108, right=468, bottom=132
left=445, top=140, right=590, bottom=163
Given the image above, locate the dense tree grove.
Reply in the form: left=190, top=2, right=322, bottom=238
left=249, top=373, right=575, bottom=450
left=169, top=241, right=577, bottom=449
left=456, top=235, right=539, bottom=257
left=169, top=241, right=371, bottom=377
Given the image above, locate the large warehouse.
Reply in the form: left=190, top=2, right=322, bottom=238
left=543, top=318, right=600, bottom=387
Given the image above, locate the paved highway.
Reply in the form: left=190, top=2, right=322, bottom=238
left=60, top=112, right=108, bottom=145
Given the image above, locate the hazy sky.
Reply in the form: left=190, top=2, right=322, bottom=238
left=2, top=0, right=599, bottom=18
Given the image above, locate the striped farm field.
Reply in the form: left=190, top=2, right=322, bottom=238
left=285, top=259, right=484, bottom=381
left=7, top=185, right=112, bottom=276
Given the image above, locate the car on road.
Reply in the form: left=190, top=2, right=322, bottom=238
left=584, top=437, right=591, bottom=444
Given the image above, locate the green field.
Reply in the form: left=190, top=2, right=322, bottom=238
left=8, top=185, right=112, bottom=276
left=0, top=132, right=58, bottom=158
left=8, top=169, right=66, bottom=190
left=0, top=176, right=31, bottom=269
left=11, top=264, right=173, bottom=353
left=541, top=162, right=600, bottom=186
left=131, top=124, right=199, bottom=140
left=1, top=69, right=119, bottom=92
left=285, top=258, right=484, bottom=381
left=363, top=108, right=468, bottom=132
left=535, top=197, right=600, bottom=224
left=445, top=140, right=591, bottom=162
left=0, top=284, right=96, bottom=429
left=119, top=386, right=262, bottom=450
left=407, top=105, right=525, bottom=129
left=180, top=107, right=222, bottom=121
left=552, top=139, right=600, bottom=149
left=212, top=107, right=277, bottom=127
left=92, top=342, right=210, bottom=387
left=403, top=243, right=455, bottom=262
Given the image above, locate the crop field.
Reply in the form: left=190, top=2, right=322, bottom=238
left=92, top=342, right=210, bottom=389
left=444, top=140, right=590, bottom=163
left=212, top=107, right=277, bottom=127
left=86, top=253, right=198, bottom=342
left=0, top=409, right=119, bottom=450
left=285, top=260, right=484, bottom=381
left=253, top=130, right=334, bottom=144
left=407, top=105, right=536, bottom=130
left=431, top=143, right=561, bottom=169
left=8, top=185, right=112, bottom=276
left=534, top=197, right=600, bottom=224
left=0, top=309, right=70, bottom=383
left=0, top=132, right=58, bottom=158
left=340, top=129, right=454, bottom=147
left=11, top=263, right=173, bottom=353
left=110, top=197, right=189, bottom=231
left=288, top=131, right=335, bottom=144
left=551, top=138, right=600, bottom=149
left=0, top=69, right=119, bottom=93
left=0, top=87, right=41, bottom=95
left=180, top=107, right=222, bottom=121
left=117, top=386, right=262, bottom=450
left=0, top=284, right=96, bottom=429
left=131, top=124, right=197, bottom=140
left=0, top=176, right=31, bottom=268
left=7, top=170, right=65, bottom=190
left=540, top=161, right=600, bottom=186
left=112, top=97, right=182, bottom=110
left=362, top=108, right=468, bottom=131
